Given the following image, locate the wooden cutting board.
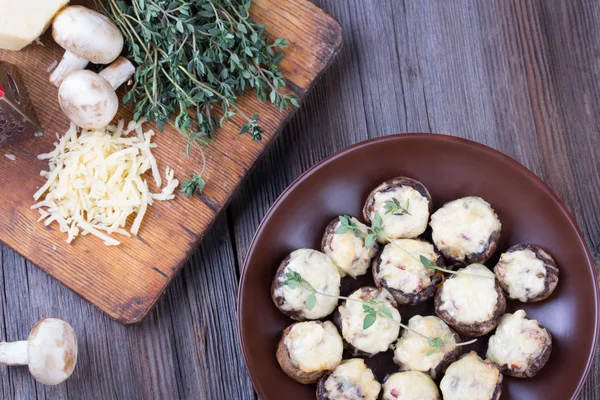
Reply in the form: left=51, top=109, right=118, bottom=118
left=0, top=0, right=342, bottom=324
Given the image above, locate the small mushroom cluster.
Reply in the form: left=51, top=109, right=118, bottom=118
left=0, top=318, right=77, bottom=385
left=50, top=6, right=135, bottom=130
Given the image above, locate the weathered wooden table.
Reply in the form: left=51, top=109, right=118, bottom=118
left=0, top=1, right=598, bottom=399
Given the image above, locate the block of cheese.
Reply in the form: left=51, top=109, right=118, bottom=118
left=0, top=0, right=70, bottom=51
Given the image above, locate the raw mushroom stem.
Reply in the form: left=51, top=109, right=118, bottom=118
left=49, top=51, right=90, bottom=87
left=98, top=57, right=136, bottom=89
left=0, top=341, right=28, bottom=366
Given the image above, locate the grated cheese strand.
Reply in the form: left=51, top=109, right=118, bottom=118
left=32, top=120, right=179, bottom=246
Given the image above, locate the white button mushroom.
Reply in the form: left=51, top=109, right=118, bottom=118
left=50, top=6, right=124, bottom=87
left=58, top=57, right=136, bottom=130
left=0, top=318, right=77, bottom=385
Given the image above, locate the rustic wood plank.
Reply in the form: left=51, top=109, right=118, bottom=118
left=232, top=0, right=600, bottom=398
left=0, top=214, right=253, bottom=399
left=0, top=0, right=342, bottom=323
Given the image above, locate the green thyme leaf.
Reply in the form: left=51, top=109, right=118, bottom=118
left=364, top=233, right=378, bottom=249
left=181, top=174, right=206, bottom=197
left=305, top=294, right=316, bottom=311
left=363, top=314, right=377, bottom=330
left=379, top=305, right=393, bottom=319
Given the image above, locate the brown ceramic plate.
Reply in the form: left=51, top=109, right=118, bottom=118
left=237, top=134, right=599, bottom=400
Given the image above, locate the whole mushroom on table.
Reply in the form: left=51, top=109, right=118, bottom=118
left=0, top=318, right=78, bottom=385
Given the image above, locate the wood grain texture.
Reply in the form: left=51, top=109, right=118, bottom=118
left=0, top=0, right=342, bottom=324
left=0, top=0, right=599, bottom=399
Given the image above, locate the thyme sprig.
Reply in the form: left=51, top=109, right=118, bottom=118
left=383, top=198, right=411, bottom=216
left=335, top=213, right=493, bottom=279
left=97, top=0, right=299, bottom=192
left=282, top=270, right=476, bottom=355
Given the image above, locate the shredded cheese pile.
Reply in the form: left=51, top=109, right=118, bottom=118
left=32, top=120, right=179, bottom=246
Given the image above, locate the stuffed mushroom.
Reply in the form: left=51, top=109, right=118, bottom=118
left=276, top=321, right=343, bottom=384
left=316, top=358, right=381, bottom=400
left=373, top=239, right=444, bottom=305
left=362, top=177, right=432, bottom=242
left=434, top=264, right=506, bottom=337
left=440, top=352, right=503, bottom=400
left=429, top=196, right=501, bottom=264
left=333, top=287, right=400, bottom=356
left=382, top=371, right=440, bottom=400
left=393, top=315, right=462, bottom=379
left=494, top=244, right=559, bottom=302
left=272, top=249, right=341, bottom=320
left=486, top=310, right=552, bottom=378
left=321, top=217, right=379, bottom=278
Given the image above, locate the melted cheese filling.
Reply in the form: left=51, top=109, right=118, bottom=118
left=324, top=359, right=381, bottom=400
left=274, top=249, right=341, bottom=319
left=440, top=352, right=499, bottom=400
left=430, top=197, right=501, bottom=261
left=394, top=315, right=456, bottom=373
left=284, top=321, right=343, bottom=373
left=439, top=264, right=497, bottom=323
left=486, top=310, right=550, bottom=372
left=370, top=186, right=430, bottom=241
left=375, top=239, right=437, bottom=294
left=383, top=371, right=440, bottom=400
left=339, top=288, right=400, bottom=354
left=494, top=249, right=546, bottom=301
left=32, top=121, right=178, bottom=246
left=325, top=218, right=376, bottom=278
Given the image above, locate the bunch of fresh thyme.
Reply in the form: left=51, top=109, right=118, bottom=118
left=282, top=270, right=476, bottom=355
left=98, top=0, right=298, bottom=195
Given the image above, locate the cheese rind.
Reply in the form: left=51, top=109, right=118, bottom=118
left=0, top=0, right=70, bottom=51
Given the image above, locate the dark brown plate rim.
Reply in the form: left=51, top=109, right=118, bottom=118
left=236, top=133, right=599, bottom=400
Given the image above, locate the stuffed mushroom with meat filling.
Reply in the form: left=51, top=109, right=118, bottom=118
left=321, top=216, right=379, bottom=278
left=494, top=244, right=559, bottom=303
left=393, top=315, right=462, bottom=379
left=373, top=239, right=444, bottom=305
left=316, top=359, right=381, bottom=400
left=382, top=371, right=440, bottom=400
left=434, top=264, right=506, bottom=337
left=440, top=351, right=503, bottom=400
left=429, top=196, right=501, bottom=264
left=362, top=177, right=432, bottom=242
left=276, top=321, right=343, bottom=384
left=487, top=310, right=552, bottom=378
left=333, top=287, right=400, bottom=356
left=272, top=249, right=341, bottom=320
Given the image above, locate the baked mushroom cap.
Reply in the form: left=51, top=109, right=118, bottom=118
left=271, top=249, right=341, bottom=321
left=393, top=315, right=462, bottom=379
left=362, top=177, right=432, bottom=242
left=333, top=287, right=400, bottom=356
left=494, top=244, right=559, bottom=302
left=372, top=238, right=444, bottom=305
left=382, top=371, right=440, bottom=400
left=316, top=359, right=381, bottom=400
left=429, top=196, right=501, bottom=265
left=440, top=351, right=503, bottom=400
left=486, top=310, right=553, bottom=378
left=276, top=321, right=343, bottom=385
left=321, top=216, right=379, bottom=278
left=434, top=264, right=506, bottom=337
